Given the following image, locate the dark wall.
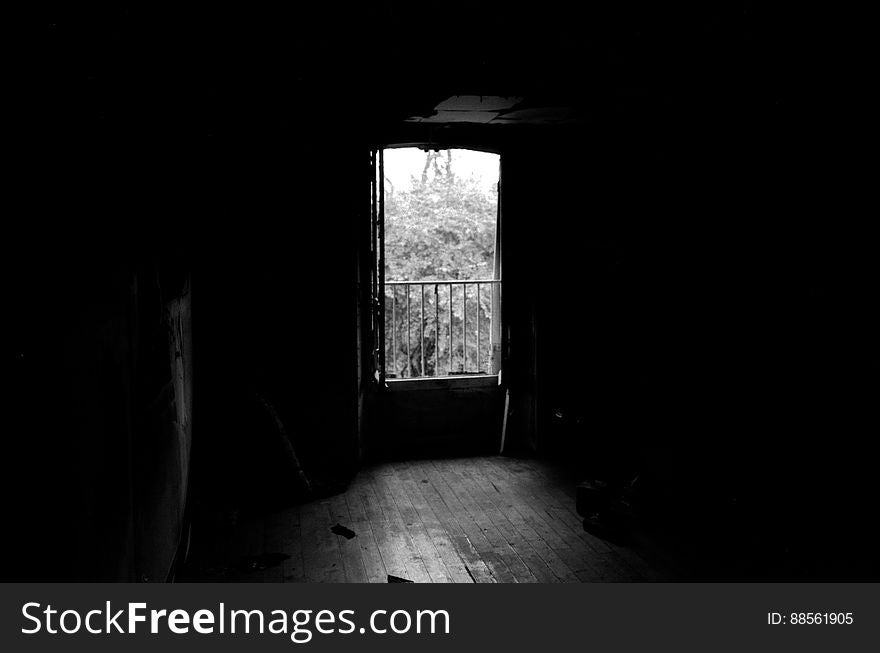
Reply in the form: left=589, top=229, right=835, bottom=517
left=191, top=139, right=363, bottom=518
left=500, top=114, right=878, bottom=577
left=375, top=382, right=504, bottom=458
left=2, top=245, right=193, bottom=581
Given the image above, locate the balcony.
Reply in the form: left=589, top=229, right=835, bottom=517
left=384, top=280, right=501, bottom=379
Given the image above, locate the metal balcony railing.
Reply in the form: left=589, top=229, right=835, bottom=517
left=384, top=280, right=501, bottom=379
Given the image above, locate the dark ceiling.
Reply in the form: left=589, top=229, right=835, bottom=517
left=28, top=3, right=781, bottom=140
left=20, top=1, right=844, bottom=248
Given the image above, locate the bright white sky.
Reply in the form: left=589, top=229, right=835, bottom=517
left=384, top=147, right=499, bottom=192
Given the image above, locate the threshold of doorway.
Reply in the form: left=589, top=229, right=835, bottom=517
left=385, top=374, right=500, bottom=391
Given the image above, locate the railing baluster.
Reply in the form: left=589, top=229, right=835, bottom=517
left=434, top=284, right=439, bottom=377
left=448, top=283, right=452, bottom=375
left=477, top=283, right=481, bottom=372
left=489, top=282, right=494, bottom=372
left=462, top=283, right=467, bottom=373
left=405, top=284, right=411, bottom=378
left=420, top=283, right=425, bottom=377
left=391, top=287, right=396, bottom=377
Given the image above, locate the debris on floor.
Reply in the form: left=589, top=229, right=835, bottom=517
left=236, top=552, right=291, bottom=573
left=331, top=523, right=357, bottom=539
left=576, top=479, right=610, bottom=517
left=387, top=575, right=413, bottom=583
left=577, top=475, right=639, bottom=545
left=253, top=390, right=312, bottom=500
left=582, top=512, right=628, bottom=545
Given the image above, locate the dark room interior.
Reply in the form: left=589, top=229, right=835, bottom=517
left=4, top=3, right=876, bottom=583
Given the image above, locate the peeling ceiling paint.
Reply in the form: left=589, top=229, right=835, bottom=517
left=406, top=95, right=584, bottom=126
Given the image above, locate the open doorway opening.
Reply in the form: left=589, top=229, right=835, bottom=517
left=382, top=147, right=501, bottom=379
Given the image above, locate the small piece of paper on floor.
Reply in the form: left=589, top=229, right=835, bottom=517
left=330, top=523, right=357, bottom=539
left=387, top=575, right=414, bottom=583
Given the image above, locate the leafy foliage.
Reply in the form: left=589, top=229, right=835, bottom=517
left=384, top=150, right=497, bottom=282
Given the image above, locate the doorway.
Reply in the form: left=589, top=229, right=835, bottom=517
left=368, top=146, right=505, bottom=456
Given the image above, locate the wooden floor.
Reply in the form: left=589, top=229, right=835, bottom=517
left=199, top=456, right=676, bottom=582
